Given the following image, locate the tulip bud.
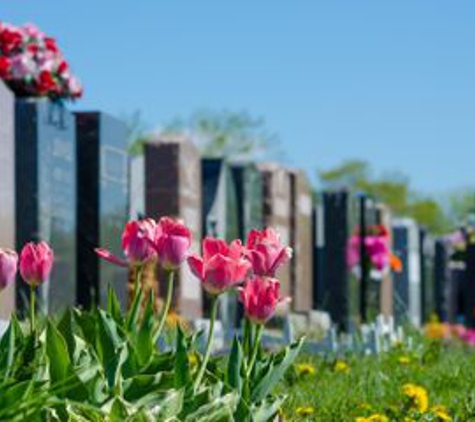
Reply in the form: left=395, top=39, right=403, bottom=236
left=19, top=241, right=54, bottom=286
left=0, top=248, right=18, bottom=290
left=154, top=217, right=192, bottom=270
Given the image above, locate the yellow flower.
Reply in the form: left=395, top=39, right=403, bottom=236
left=402, top=383, right=429, bottom=413
left=188, top=352, right=199, bottom=368
left=432, top=405, right=452, bottom=421
left=424, top=321, right=447, bottom=339
left=334, top=360, right=350, bottom=373
left=295, top=406, right=315, bottom=417
left=296, top=364, right=316, bottom=377
left=356, top=416, right=388, bottom=422
left=358, top=403, right=372, bottom=411
left=398, top=356, right=411, bottom=365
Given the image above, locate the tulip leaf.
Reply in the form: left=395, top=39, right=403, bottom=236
left=174, top=325, right=191, bottom=389
left=107, top=285, right=124, bottom=326
left=135, top=292, right=155, bottom=366
left=251, top=395, right=286, bottom=422
left=251, top=337, right=304, bottom=402
left=0, top=319, right=16, bottom=379
left=226, top=335, right=243, bottom=394
left=46, top=319, right=72, bottom=383
left=183, top=392, right=239, bottom=422
left=126, top=285, right=143, bottom=333
left=57, top=308, right=77, bottom=362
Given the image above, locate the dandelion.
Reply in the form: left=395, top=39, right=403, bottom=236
left=334, top=360, right=350, bottom=373
left=295, top=406, right=315, bottom=417
left=402, top=383, right=429, bottom=413
left=296, top=364, right=316, bottom=377
left=431, top=405, right=452, bottom=421
left=356, top=415, right=389, bottom=422
left=398, top=356, right=411, bottom=365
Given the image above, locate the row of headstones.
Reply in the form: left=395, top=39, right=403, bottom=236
left=0, top=80, right=130, bottom=318
left=0, top=80, right=317, bottom=323
left=0, top=77, right=442, bottom=329
left=316, top=191, right=439, bottom=332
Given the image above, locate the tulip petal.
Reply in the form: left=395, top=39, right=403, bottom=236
left=187, top=254, right=204, bottom=280
left=95, top=248, right=128, bottom=267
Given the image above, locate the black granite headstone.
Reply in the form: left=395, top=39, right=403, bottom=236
left=202, top=158, right=240, bottom=327
left=321, top=190, right=360, bottom=330
left=434, top=239, right=449, bottom=320
left=76, top=112, right=129, bottom=309
left=15, top=99, right=76, bottom=314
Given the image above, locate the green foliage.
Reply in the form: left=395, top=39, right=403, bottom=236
left=319, top=159, right=451, bottom=233
left=161, top=109, right=281, bottom=160
left=0, top=290, right=302, bottom=421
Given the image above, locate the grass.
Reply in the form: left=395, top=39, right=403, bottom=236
left=279, top=336, right=475, bottom=421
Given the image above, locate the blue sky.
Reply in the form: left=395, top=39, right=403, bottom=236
left=2, top=1, right=475, bottom=193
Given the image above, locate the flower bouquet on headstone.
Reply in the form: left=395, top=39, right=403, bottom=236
left=0, top=21, right=82, bottom=100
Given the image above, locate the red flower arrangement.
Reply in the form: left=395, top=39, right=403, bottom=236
left=0, top=22, right=82, bottom=100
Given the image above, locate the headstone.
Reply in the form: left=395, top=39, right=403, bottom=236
left=202, top=158, right=240, bottom=327
left=320, top=190, right=360, bottom=331
left=229, top=162, right=264, bottom=240
left=257, top=163, right=292, bottom=303
left=15, top=99, right=76, bottom=314
left=76, top=112, right=129, bottom=308
left=464, top=242, right=475, bottom=327
left=0, top=81, right=15, bottom=319
left=289, top=169, right=313, bottom=312
left=419, top=228, right=435, bottom=323
left=312, top=202, right=325, bottom=309
left=144, top=136, right=203, bottom=319
left=392, top=218, right=421, bottom=326
left=377, top=203, right=393, bottom=318
left=434, top=239, right=449, bottom=320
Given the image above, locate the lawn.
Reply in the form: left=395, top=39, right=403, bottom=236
left=280, top=336, right=475, bottom=421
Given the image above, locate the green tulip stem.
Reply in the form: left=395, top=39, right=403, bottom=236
left=30, top=284, right=35, bottom=335
left=155, top=270, right=175, bottom=340
left=247, top=323, right=264, bottom=377
left=194, top=295, right=218, bottom=391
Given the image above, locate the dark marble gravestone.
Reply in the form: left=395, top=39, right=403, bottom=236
left=76, top=112, right=129, bottom=309
left=202, top=158, right=240, bottom=327
left=320, top=190, right=360, bottom=331
left=144, top=137, right=203, bottom=319
left=15, top=99, right=76, bottom=314
left=392, top=218, right=421, bottom=326
left=419, top=228, right=435, bottom=323
left=0, top=81, right=15, bottom=318
left=289, top=169, right=313, bottom=312
left=230, top=162, right=264, bottom=241
left=257, top=163, right=292, bottom=303
left=434, top=239, right=449, bottom=320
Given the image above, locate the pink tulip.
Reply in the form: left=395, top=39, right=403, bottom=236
left=19, top=241, right=54, bottom=286
left=154, top=217, right=192, bottom=270
left=188, top=237, right=252, bottom=295
left=96, top=218, right=157, bottom=267
left=238, top=276, right=290, bottom=324
left=0, top=248, right=18, bottom=290
left=246, top=228, right=292, bottom=277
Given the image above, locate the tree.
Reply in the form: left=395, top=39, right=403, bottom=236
left=161, top=109, right=282, bottom=160
left=319, top=159, right=450, bottom=233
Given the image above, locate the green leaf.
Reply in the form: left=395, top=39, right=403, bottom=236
left=226, top=335, right=243, bottom=394
left=141, top=388, right=184, bottom=420
left=46, top=319, right=72, bottom=383
left=109, top=397, right=130, bottom=421
left=251, top=338, right=304, bottom=402
left=183, top=392, right=238, bottom=422
left=251, top=395, right=286, bottom=422
left=174, top=325, right=191, bottom=389
left=126, top=285, right=143, bottom=333
left=0, top=319, right=16, bottom=379
left=107, top=285, right=124, bottom=326
left=57, top=308, right=77, bottom=362
left=135, top=292, right=155, bottom=367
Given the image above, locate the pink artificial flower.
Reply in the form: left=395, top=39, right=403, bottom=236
left=238, top=275, right=290, bottom=324
left=22, top=23, right=45, bottom=40
left=365, top=236, right=390, bottom=271
left=246, top=228, right=292, bottom=277
left=19, top=241, right=54, bottom=286
left=96, top=218, right=157, bottom=267
left=347, top=234, right=360, bottom=269
left=10, top=53, right=36, bottom=79
left=0, top=248, right=18, bottom=290
left=153, top=217, right=192, bottom=270
left=188, top=237, right=252, bottom=295
left=461, top=328, right=475, bottom=347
